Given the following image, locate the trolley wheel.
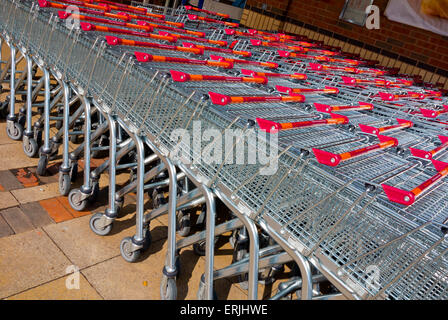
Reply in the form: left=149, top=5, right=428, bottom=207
left=58, top=173, right=71, bottom=196
left=70, top=133, right=80, bottom=144
left=196, top=279, right=218, bottom=300
left=160, top=275, right=177, bottom=300
left=70, top=163, right=78, bottom=182
left=89, top=212, right=113, bottom=236
left=68, top=188, right=88, bottom=211
left=7, top=122, right=23, bottom=140
left=35, top=129, right=42, bottom=146
left=36, top=155, right=48, bottom=176
left=152, top=188, right=167, bottom=208
left=193, top=237, right=219, bottom=256
left=23, top=137, right=38, bottom=158
left=89, top=180, right=100, bottom=203
left=176, top=210, right=191, bottom=237
left=233, top=242, right=249, bottom=290
left=120, top=236, right=141, bottom=263
left=115, top=198, right=124, bottom=213
left=18, top=114, right=25, bottom=127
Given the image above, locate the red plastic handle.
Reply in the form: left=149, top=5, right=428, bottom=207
left=314, top=102, right=373, bottom=113
left=382, top=160, right=448, bottom=205
left=420, top=105, right=448, bottom=118
left=241, top=69, right=307, bottom=80
left=358, top=118, right=413, bottom=134
left=106, top=36, right=202, bottom=54
left=276, top=85, right=339, bottom=95
left=210, top=55, right=278, bottom=69
left=409, top=135, right=448, bottom=160
left=134, top=52, right=233, bottom=68
left=182, top=42, right=251, bottom=57
left=313, top=135, right=398, bottom=167
left=256, top=113, right=349, bottom=133
left=170, top=70, right=267, bottom=84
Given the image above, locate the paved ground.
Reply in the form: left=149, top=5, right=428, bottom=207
left=0, top=42, right=259, bottom=300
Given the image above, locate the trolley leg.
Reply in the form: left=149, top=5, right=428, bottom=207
left=58, top=81, right=72, bottom=196
left=159, top=155, right=179, bottom=300
left=36, top=68, right=51, bottom=175
left=22, top=55, right=38, bottom=158
left=119, top=134, right=151, bottom=263
left=68, top=96, right=93, bottom=211
left=89, top=113, right=118, bottom=236
left=202, top=185, right=216, bottom=300
left=6, top=45, right=22, bottom=140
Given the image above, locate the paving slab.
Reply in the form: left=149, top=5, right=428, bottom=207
left=39, top=198, right=73, bottom=223
left=20, top=202, right=54, bottom=228
left=43, top=214, right=167, bottom=269
left=1, top=206, right=34, bottom=234
left=0, top=170, right=23, bottom=191
left=0, top=143, right=39, bottom=171
left=7, top=273, right=102, bottom=300
left=0, top=122, right=16, bottom=146
left=0, top=229, right=72, bottom=298
left=0, top=214, right=14, bottom=238
left=82, top=238, right=198, bottom=300
left=0, top=191, right=19, bottom=210
left=10, top=182, right=60, bottom=204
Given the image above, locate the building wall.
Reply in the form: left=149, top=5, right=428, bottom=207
left=241, top=0, right=448, bottom=88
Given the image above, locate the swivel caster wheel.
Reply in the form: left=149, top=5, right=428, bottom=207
left=89, top=212, right=113, bottom=236
left=193, top=237, right=219, bottom=256
left=160, top=275, right=177, bottom=300
left=176, top=210, right=191, bottom=237
left=23, top=137, right=38, bottom=158
left=6, top=122, right=23, bottom=141
left=120, top=236, right=141, bottom=263
left=36, top=155, right=48, bottom=176
left=68, top=188, right=88, bottom=211
left=70, top=163, right=78, bottom=182
left=58, top=173, right=71, bottom=196
left=197, top=278, right=218, bottom=300
left=89, top=181, right=100, bottom=203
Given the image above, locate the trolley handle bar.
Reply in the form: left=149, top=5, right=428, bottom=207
left=241, top=69, right=307, bottom=80
left=410, top=135, right=448, bottom=160
left=358, top=118, right=413, bottom=134
left=158, top=31, right=227, bottom=47
left=134, top=51, right=233, bottom=69
left=314, top=102, right=374, bottom=112
left=276, top=85, right=339, bottom=95
left=420, top=105, right=448, bottom=118
left=382, top=160, right=448, bottom=206
left=170, top=70, right=268, bottom=84
left=106, top=36, right=203, bottom=54
left=313, top=135, right=398, bottom=167
left=256, top=113, right=349, bottom=133
left=208, top=91, right=306, bottom=105
left=182, top=42, right=251, bottom=57
left=210, top=55, right=278, bottom=69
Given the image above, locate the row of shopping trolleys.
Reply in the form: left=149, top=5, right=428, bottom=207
left=1, top=0, right=448, bottom=300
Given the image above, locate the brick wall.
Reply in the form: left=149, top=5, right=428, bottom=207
left=242, top=0, right=448, bottom=87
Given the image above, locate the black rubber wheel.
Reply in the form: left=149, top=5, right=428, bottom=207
left=58, top=173, right=71, bottom=196
left=89, top=212, right=113, bottom=236
left=6, top=122, right=24, bottom=141
left=36, top=155, right=48, bottom=176
left=160, top=276, right=177, bottom=300
left=23, top=137, right=38, bottom=158
left=120, top=236, right=141, bottom=263
left=68, top=188, right=88, bottom=211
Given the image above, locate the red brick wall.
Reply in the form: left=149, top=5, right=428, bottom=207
left=246, top=0, right=448, bottom=72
